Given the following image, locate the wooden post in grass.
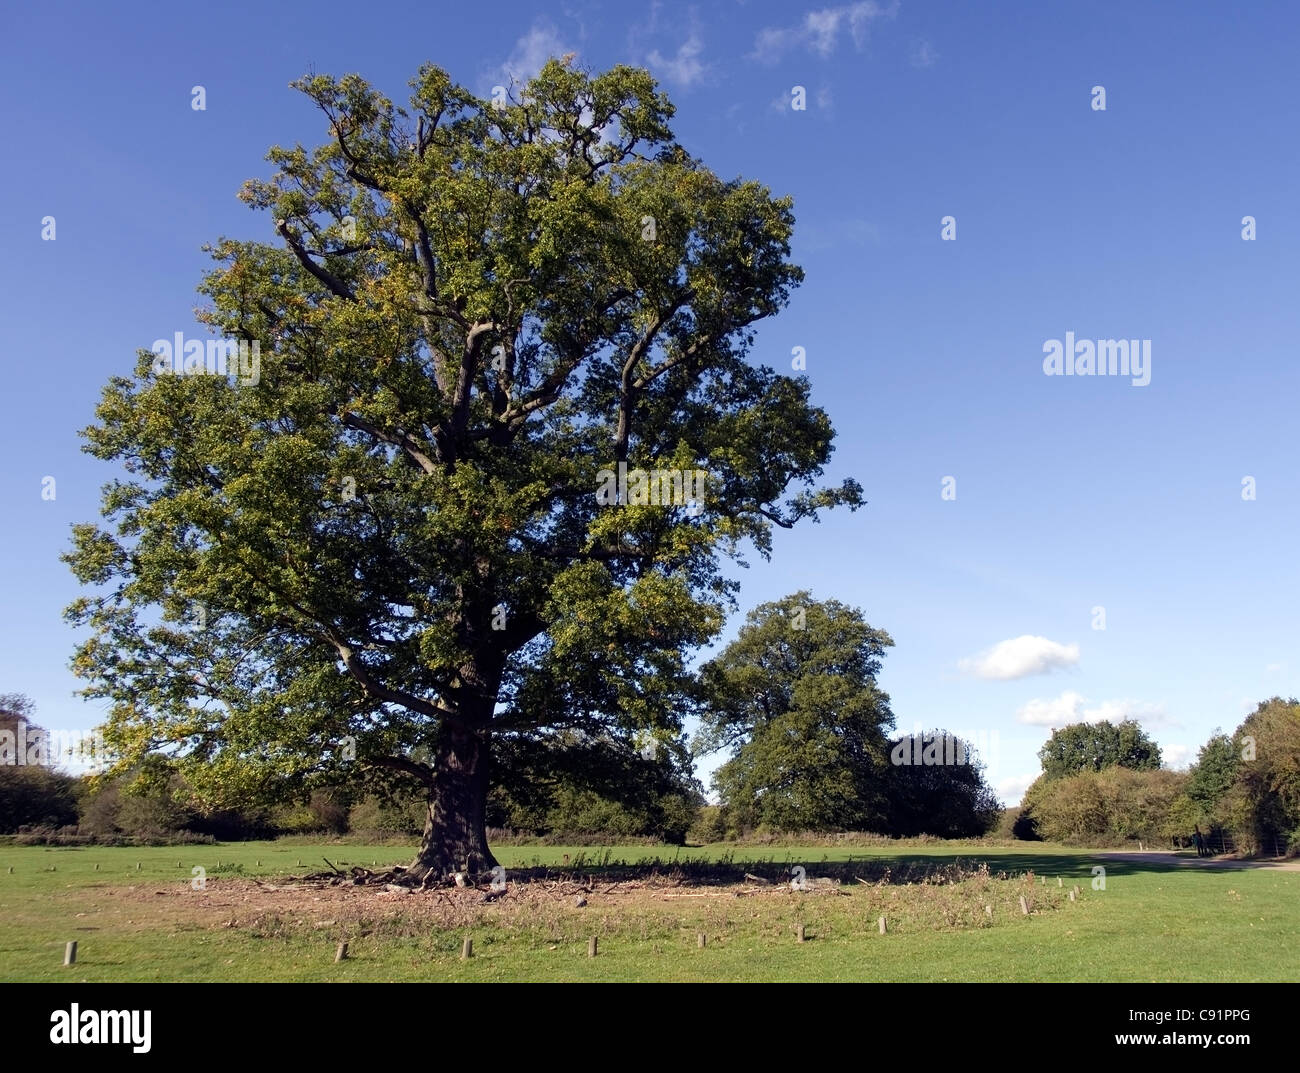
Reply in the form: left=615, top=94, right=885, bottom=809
left=796, top=924, right=805, bottom=943
left=1019, top=896, right=1029, bottom=915
left=462, top=938, right=473, bottom=959
left=94, top=864, right=98, bottom=871
left=984, top=905, right=992, bottom=919
left=1073, top=885, right=1080, bottom=897
left=64, top=942, right=77, bottom=966
left=136, top=862, right=141, bottom=870
left=1069, top=888, right=1076, bottom=901
left=1057, top=877, right=1062, bottom=887
left=878, top=916, right=887, bottom=935
left=697, top=932, right=706, bottom=948
left=335, top=942, right=348, bottom=962
left=588, top=936, right=598, bottom=957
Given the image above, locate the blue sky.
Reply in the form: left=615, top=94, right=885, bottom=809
left=3, top=0, right=1298, bottom=804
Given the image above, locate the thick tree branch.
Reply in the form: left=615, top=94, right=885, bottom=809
left=276, top=219, right=355, bottom=300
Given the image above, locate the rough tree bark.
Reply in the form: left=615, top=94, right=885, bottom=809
left=408, top=720, right=497, bottom=880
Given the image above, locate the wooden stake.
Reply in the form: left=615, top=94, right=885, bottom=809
left=462, top=938, right=473, bottom=959
left=1057, top=877, right=1062, bottom=887
left=796, top=924, right=806, bottom=943
left=94, top=864, right=99, bottom=871
left=136, top=862, right=141, bottom=870
left=1019, top=896, right=1029, bottom=915
left=697, top=932, right=706, bottom=948
left=984, top=905, right=992, bottom=919
left=878, top=915, right=887, bottom=935
left=335, top=941, right=348, bottom=962
left=64, top=941, right=77, bottom=966
left=588, top=936, right=598, bottom=957
left=1069, top=889, right=1076, bottom=901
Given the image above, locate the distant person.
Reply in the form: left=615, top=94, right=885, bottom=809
left=1193, top=825, right=1206, bottom=858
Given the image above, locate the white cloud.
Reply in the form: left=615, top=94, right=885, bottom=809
left=960, top=635, right=1080, bottom=680
left=1083, top=698, right=1178, bottom=730
left=498, top=23, right=574, bottom=86
left=1017, top=690, right=1087, bottom=726
left=910, top=39, right=938, bottom=68
left=1162, top=744, right=1195, bottom=771
left=996, top=773, right=1036, bottom=807
left=1017, top=691, right=1178, bottom=731
left=751, top=1, right=896, bottom=64
left=647, top=31, right=707, bottom=89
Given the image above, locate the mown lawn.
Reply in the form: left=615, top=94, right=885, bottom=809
left=0, top=841, right=1294, bottom=982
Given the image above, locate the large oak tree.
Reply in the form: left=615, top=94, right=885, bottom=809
left=65, top=60, right=860, bottom=878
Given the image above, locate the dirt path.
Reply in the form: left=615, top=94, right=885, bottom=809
left=1098, top=850, right=1300, bottom=872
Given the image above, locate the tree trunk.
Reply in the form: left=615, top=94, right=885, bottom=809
left=408, top=721, right=497, bottom=881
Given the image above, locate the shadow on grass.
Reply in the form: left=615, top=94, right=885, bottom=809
left=487, top=847, right=1179, bottom=887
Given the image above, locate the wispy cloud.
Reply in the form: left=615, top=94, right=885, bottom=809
left=960, top=635, right=1080, bottom=680
left=1083, top=698, right=1178, bottom=730
left=647, top=30, right=708, bottom=89
left=751, top=1, right=898, bottom=64
left=497, top=23, right=575, bottom=87
left=1161, top=743, right=1195, bottom=770
left=1017, top=690, right=1088, bottom=726
left=910, top=38, right=938, bottom=68
left=1017, top=691, right=1178, bottom=731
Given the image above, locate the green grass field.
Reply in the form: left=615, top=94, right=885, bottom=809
left=1, top=841, right=1295, bottom=982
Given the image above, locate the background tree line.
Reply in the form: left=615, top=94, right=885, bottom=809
left=1010, top=700, right=1300, bottom=855
left=9, top=610, right=1296, bottom=853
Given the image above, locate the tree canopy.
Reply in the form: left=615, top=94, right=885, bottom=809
left=1037, top=719, right=1162, bottom=780
left=697, top=593, right=897, bottom=831
left=64, top=59, right=860, bottom=876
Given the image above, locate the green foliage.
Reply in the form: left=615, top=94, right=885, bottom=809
left=688, top=804, right=728, bottom=843
left=488, top=732, right=702, bottom=843
left=0, top=699, right=83, bottom=833
left=698, top=593, right=895, bottom=832
left=0, top=766, right=80, bottom=833
left=884, top=731, right=1001, bottom=838
left=1038, top=719, right=1162, bottom=780
left=347, top=793, right=426, bottom=836
left=1184, top=732, right=1241, bottom=815
left=1018, top=767, right=1187, bottom=844
left=1230, top=697, right=1300, bottom=855
left=62, top=60, right=858, bottom=863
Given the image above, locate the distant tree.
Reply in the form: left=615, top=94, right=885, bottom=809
left=1018, top=767, right=1185, bottom=844
left=489, top=731, right=702, bottom=843
left=884, top=730, right=1000, bottom=837
left=0, top=695, right=81, bottom=832
left=1038, top=719, right=1161, bottom=780
left=1184, top=731, right=1241, bottom=817
left=1231, top=697, right=1300, bottom=854
left=696, top=593, right=894, bottom=832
